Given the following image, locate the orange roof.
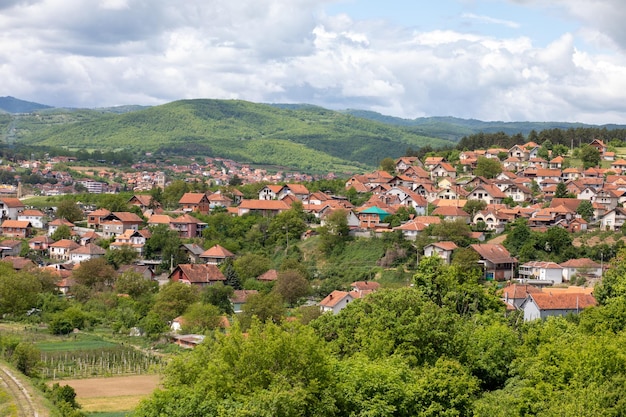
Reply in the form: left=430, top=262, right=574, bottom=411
left=319, top=290, right=353, bottom=308
left=112, top=212, right=143, bottom=223
left=171, top=264, right=226, bottom=283
left=49, top=239, right=80, bottom=249
left=178, top=192, right=208, bottom=204
left=148, top=214, right=173, bottom=224
left=238, top=200, right=290, bottom=211
left=257, top=269, right=278, bottom=281
left=431, top=206, right=469, bottom=217
left=351, top=281, right=381, bottom=292
left=285, top=183, right=310, bottom=194
left=430, top=241, right=458, bottom=251
left=1, top=220, right=31, bottom=228
left=1, top=198, right=24, bottom=208
left=171, top=213, right=201, bottom=224
left=70, top=243, right=106, bottom=255
left=49, top=218, right=75, bottom=227
left=500, top=284, right=541, bottom=300
left=470, top=243, right=516, bottom=264
left=20, top=209, right=44, bottom=216
left=528, top=293, right=597, bottom=310
left=200, top=244, right=235, bottom=258
left=560, top=258, right=601, bottom=268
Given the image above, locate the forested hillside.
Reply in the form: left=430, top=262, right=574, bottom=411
left=16, top=99, right=453, bottom=173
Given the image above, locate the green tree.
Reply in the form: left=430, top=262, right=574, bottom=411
left=239, top=292, right=285, bottom=329
left=554, top=182, right=569, bottom=198
left=474, top=156, right=503, bottom=179
left=201, top=285, right=234, bottom=315
left=12, top=342, right=41, bottom=377
left=56, top=199, right=83, bottom=222
left=115, top=271, right=158, bottom=299
left=106, top=245, right=138, bottom=269
left=0, top=266, right=44, bottom=316
left=318, top=208, right=351, bottom=255
left=272, top=270, right=310, bottom=306
left=51, top=224, right=72, bottom=241
left=98, top=194, right=129, bottom=212
left=580, top=145, right=601, bottom=169
left=233, top=253, right=271, bottom=281
left=182, top=302, right=222, bottom=334
left=577, top=200, right=594, bottom=221
left=463, top=199, right=487, bottom=217
left=221, top=259, right=241, bottom=290
left=379, top=157, right=396, bottom=174
left=72, top=258, right=116, bottom=292
left=430, top=219, right=472, bottom=246
left=267, top=202, right=307, bottom=248
left=151, top=281, right=199, bottom=321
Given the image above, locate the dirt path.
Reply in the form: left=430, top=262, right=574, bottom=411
left=0, top=363, right=47, bottom=417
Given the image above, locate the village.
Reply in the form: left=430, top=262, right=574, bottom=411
left=0, top=137, right=621, bottom=341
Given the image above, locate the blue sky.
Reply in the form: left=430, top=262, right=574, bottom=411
left=1, top=0, right=625, bottom=124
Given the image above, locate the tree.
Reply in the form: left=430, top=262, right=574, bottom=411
left=181, top=302, right=222, bottom=334
left=318, top=208, right=350, bottom=255
left=267, top=202, right=307, bottom=248
left=98, top=194, right=129, bottom=212
left=577, top=200, right=594, bottom=222
left=240, top=292, right=285, bottom=329
left=151, top=281, right=199, bottom=321
left=379, top=157, right=396, bottom=174
left=72, top=258, right=116, bottom=292
left=51, top=224, right=72, bottom=241
left=221, top=259, right=241, bottom=290
left=106, top=245, right=138, bottom=269
left=580, top=145, right=601, bottom=169
left=13, top=342, right=41, bottom=377
left=273, top=270, right=310, bottom=306
left=55, top=199, right=83, bottom=222
left=430, top=219, right=472, bottom=246
left=474, top=156, right=502, bottom=179
left=115, top=271, right=158, bottom=299
left=0, top=266, right=45, bottom=316
left=463, top=200, right=487, bottom=217
left=554, top=182, right=570, bottom=198
left=233, top=253, right=271, bottom=281
left=201, top=285, right=234, bottom=315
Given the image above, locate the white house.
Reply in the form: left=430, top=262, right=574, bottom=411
left=559, top=258, right=602, bottom=281
left=518, top=261, right=564, bottom=284
left=18, top=209, right=46, bottom=229
left=69, top=243, right=106, bottom=263
left=521, top=292, right=597, bottom=322
left=423, top=241, right=458, bottom=264
left=319, top=290, right=356, bottom=315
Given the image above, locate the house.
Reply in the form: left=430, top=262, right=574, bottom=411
left=500, top=283, right=542, bottom=309
left=69, top=243, right=106, bottom=263
left=29, top=235, right=55, bottom=252
left=559, top=258, right=602, bottom=281
left=109, top=229, right=148, bottom=254
left=117, top=264, right=155, bottom=281
left=470, top=243, right=517, bottom=281
left=599, top=207, right=626, bottom=231
left=257, top=269, right=278, bottom=282
left=48, top=218, right=75, bottom=237
left=0, top=240, right=23, bottom=258
left=18, top=209, right=45, bottom=229
left=258, top=185, right=284, bottom=201
left=423, top=241, right=458, bottom=264
left=518, top=261, right=563, bottom=284
left=431, top=206, right=471, bottom=223
left=49, top=239, right=80, bottom=261
left=467, top=184, right=506, bottom=205
left=87, top=208, right=111, bottom=229
left=430, top=162, right=457, bottom=180
left=350, top=281, right=380, bottom=298
left=278, top=184, right=310, bottom=201
left=521, top=292, right=597, bottom=321
left=169, top=263, right=226, bottom=287
left=170, top=213, right=205, bottom=238
left=319, top=290, right=356, bottom=315
left=128, top=194, right=160, bottom=212
left=357, top=206, right=391, bottom=229
left=200, top=244, right=235, bottom=266
left=178, top=193, right=210, bottom=214
left=100, top=212, right=143, bottom=238
left=1, top=220, right=32, bottom=238
left=393, top=216, right=441, bottom=240
left=589, top=139, right=607, bottom=156
left=396, top=156, right=420, bottom=172
left=0, top=198, right=24, bottom=220
left=180, top=243, right=205, bottom=264
left=2, top=256, right=35, bottom=271
left=508, top=144, right=529, bottom=161
left=230, top=290, right=259, bottom=313
left=237, top=200, right=290, bottom=217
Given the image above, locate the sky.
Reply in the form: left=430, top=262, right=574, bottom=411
left=2, top=0, right=626, bottom=124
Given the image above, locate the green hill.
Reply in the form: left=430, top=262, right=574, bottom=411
left=0, top=96, right=52, bottom=113
left=19, top=99, right=453, bottom=173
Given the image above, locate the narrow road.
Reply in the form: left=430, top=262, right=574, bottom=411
left=0, top=363, right=46, bottom=417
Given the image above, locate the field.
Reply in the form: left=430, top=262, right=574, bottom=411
left=59, top=375, right=160, bottom=414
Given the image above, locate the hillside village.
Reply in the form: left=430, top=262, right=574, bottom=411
left=0, top=138, right=621, bottom=328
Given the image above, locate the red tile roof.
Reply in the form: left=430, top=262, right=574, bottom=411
left=529, top=293, right=597, bottom=310
left=200, top=244, right=235, bottom=258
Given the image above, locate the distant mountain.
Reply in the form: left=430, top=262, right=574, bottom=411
left=342, top=110, right=623, bottom=141
left=0, top=96, right=52, bottom=113
left=17, top=99, right=453, bottom=173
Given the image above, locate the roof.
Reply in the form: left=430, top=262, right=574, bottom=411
left=431, top=206, right=469, bottom=217
left=171, top=213, right=201, bottom=224
left=470, top=243, right=517, bottom=264
left=200, top=244, right=235, bottom=258
left=49, top=239, right=80, bottom=249
left=559, top=258, right=601, bottom=269
left=500, top=283, right=541, bottom=300
left=147, top=214, right=173, bottom=224
left=257, top=269, right=278, bottom=281
left=1, top=198, right=24, bottom=208
left=70, top=243, right=106, bottom=256
left=181, top=243, right=205, bottom=256
left=20, top=209, right=44, bottom=217
left=49, top=218, right=75, bottom=227
left=179, top=192, right=208, bottom=204
left=238, top=200, right=290, bottom=211
left=429, top=241, right=458, bottom=251
left=171, top=264, right=226, bottom=283
left=351, top=281, right=381, bottom=292
left=1, top=220, right=31, bottom=228
left=528, top=292, right=597, bottom=310
left=230, top=290, right=259, bottom=304
left=319, top=290, right=354, bottom=308
left=112, top=212, right=143, bottom=223
left=285, top=183, right=310, bottom=195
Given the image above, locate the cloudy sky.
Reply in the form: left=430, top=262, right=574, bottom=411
left=2, top=0, right=626, bottom=123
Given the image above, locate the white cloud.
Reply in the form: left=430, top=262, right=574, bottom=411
left=0, top=0, right=626, bottom=124
left=461, top=12, right=521, bottom=29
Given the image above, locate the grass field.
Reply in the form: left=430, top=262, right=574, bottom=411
left=36, top=339, right=118, bottom=352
